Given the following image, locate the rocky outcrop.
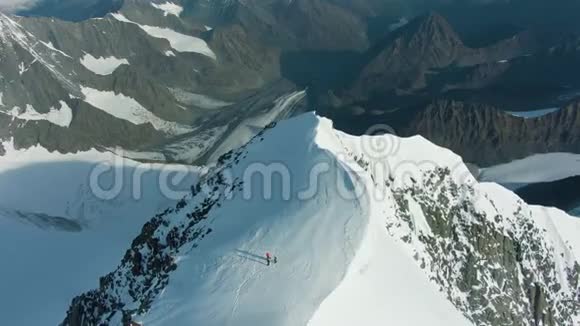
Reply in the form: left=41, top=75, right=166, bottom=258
left=204, top=23, right=282, bottom=98
left=386, top=166, right=580, bottom=326
left=220, top=0, right=369, bottom=52
left=275, top=0, right=369, bottom=52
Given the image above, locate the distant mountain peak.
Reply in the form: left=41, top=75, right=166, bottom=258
left=402, top=11, right=463, bottom=49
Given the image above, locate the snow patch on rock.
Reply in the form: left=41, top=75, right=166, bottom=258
left=5, top=101, right=73, bottom=127
left=80, top=53, right=129, bottom=75
left=151, top=2, right=183, bottom=17
left=81, top=86, right=193, bottom=135
left=506, top=107, right=560, bottom=119
left=111, top=13, right=216, bottom=59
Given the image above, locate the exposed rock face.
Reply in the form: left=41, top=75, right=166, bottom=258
left=348, top=13, right=537, bottom=98
left=0, top=0, right=374, bottom=161
left=276, top=0, right=369, bottom=51
left=0, top=4, right=299, bottom=161
left=351, top=13, right=465, bottom=96
left=399, top=99, right=580, bottom=166
left=386, top=167, right=580, bottom=326
left=205, top=23, right=281, bottom=98
left=218, top=0, right=369, bottom=52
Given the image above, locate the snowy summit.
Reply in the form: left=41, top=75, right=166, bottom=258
left=61, top=113, right=580, bottom=326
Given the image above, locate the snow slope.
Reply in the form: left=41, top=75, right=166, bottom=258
left=0, top=141, right=204, bottom=325
left=61, top=113, right=580, bottom=326
left=479, top=152, right=580, bottom=189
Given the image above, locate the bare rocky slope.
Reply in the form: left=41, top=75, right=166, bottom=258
left=399, top=99, right=580, bottom=166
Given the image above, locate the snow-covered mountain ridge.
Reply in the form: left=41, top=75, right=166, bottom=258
left=62, top=113, right=579, bottom=326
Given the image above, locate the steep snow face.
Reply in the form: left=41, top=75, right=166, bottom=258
left=0, top=141, right=205, bottom=325
left=480, top=152, right=580, bottom=189
left=62, top=114, right=580, bottom=326
left=80, top=53, right=129, bottom=75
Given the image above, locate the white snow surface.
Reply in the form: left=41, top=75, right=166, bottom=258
left=479, top=152, right=580, bottom=188
left=111, top=13, right=216, bottom=59
left=208, top=90, right=307, bottom=162
left=506, top=107, right=560, bottom=119
left=81, top=86, right=193, bottom=135
left=5, top=101, right=73, bottom=127
left=80, top=53, right=129, bottom=75
left=151, top=1, right=183, bottom=17
left=0, top=141, right=204, bottom=325
left=135, top=113, right=474, bottom=326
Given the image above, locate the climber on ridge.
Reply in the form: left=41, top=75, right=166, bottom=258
left=265, top=252, right=278, bottom=266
